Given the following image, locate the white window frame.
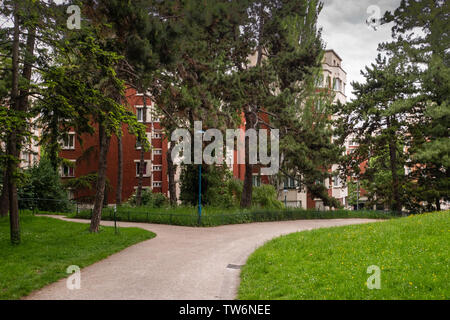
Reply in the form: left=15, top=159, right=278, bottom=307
left=61, top=132, right=76, bottom=150
left=152, top=165, right=162, bottom=172
left=153, top=132, right=162, bottom=139
left=252, top=174, right=261, bottom=187
left=136, top=106, right=144, bottom=123
left=152, top=181, right=162, bottom=188
left=136, top=132, right=152, bottom=150
left=134, top=160, right=150, bottom=177
left=61, top=160, right=76, bottom=178
left=153, top=149, right=162, bottom=155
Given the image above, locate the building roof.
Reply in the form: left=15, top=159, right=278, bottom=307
left=324, top=49, right=342, bottom=62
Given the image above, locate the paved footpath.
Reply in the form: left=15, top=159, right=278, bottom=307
left=25, top=216, right=378, bottom=300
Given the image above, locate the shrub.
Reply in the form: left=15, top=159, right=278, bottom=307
left=252, top=184, right=284, bottom=209
left=127, top=189, right=168, bottom=208
left=18, top=159, right=72, bottom=212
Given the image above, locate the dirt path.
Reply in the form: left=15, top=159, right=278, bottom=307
left=25, top=216, right=378, bottom=300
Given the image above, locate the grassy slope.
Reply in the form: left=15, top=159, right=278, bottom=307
left=238, top=211, right=449, bottom=300
left=0, top=215, right=155, bottom=300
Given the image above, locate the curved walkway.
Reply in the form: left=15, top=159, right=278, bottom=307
left=25, top=216, right=378, bottom=300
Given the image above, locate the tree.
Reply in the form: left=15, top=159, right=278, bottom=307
left=147, top=0, right=253, bottom=206
left=0, top=0, right=40, bottom=243
left=228, top=0, right=337, bottom=208
left=335, top=50, right=418, bottom=213
left=382, top=0, right=449, bottom=210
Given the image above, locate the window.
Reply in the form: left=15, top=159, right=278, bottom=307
left=333, top=175, right=340, bottom=187
left=136, top=133, right=152, bottom=149
left=153, top=149, right=162, bottom=155
left=333, top=78, right=341, bottom=91
left=135, top=161, right=149, bottom=177
left=153, top=132, right=162, bottom=139
left=62, top=133, right=75, bottom=150
left=68, top=189, right=74, bottom=200
left=284, top=177, right=296, bottom=189
left=136, top=107, right=144, bottom=122
left=61, top=163, right=75, bottom=177
left=153, top=165, right=162, bottom=171
left=252, top=175, right=261, bottom=187
left=153, top=181, right=162, bottom=188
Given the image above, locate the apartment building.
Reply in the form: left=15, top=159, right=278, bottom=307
left=59, top=87, right=169, bottom=203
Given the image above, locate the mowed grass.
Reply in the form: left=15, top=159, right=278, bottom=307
left=0, top=215, right=155, bottom=300
left=238, top=211, right=449, bottom=300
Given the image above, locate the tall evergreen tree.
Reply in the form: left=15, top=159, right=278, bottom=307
left=335, top=50, right=418, bottom=213
left=382, top=0, right=449, bottom=210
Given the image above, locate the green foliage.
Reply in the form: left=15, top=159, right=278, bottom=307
left=127, top=190, right=168, bottom=208
left=380, top=0, right=449, bottom=211
left=252, top=184, right=284, bottom=209
left=17, top=159, right=72, bottom=212
left=180, top=164, right=236, bottom=208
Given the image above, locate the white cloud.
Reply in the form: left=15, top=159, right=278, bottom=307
left=318, top=0, right=401, bottom=100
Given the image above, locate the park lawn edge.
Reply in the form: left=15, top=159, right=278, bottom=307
left=0, top=215, right=156, bottom=300
left=238, top=211, right=449, bottom=300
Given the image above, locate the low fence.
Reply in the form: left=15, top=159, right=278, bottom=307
left=18, top=198, right=78, bottom=215
left=74, top=206, right=397, bottom=227
left=16, top=198, right=399, bottom=228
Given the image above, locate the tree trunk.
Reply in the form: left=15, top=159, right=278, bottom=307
left=435, top=198, right=441, bottom=211
left=240, top=11, right=263, bottom=209
left=240, top=107, right=257, bottom=208
left=135, top=90, right=148, bottom=206
left=90, top=124, right=111, bottom=233
left=387, top=118, right=402, bottom=214
left=116, top=135, right=123, bottom=206
left=49, top=115, right=60, bottom=171
left=0, top=170, right=9, bottom=217
left=167, top=141, right=177, bottom=206
left=7, top=2, right=21, bottom=244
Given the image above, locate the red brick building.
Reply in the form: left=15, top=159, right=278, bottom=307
left=59, top=87, right=169, bottom=204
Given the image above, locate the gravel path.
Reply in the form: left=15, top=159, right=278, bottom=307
left=25, top=216, right=378, bottom=300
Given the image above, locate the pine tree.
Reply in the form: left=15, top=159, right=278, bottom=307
left=335, top=48, right=419, bottom=213
left=382, top=0, right=449, bottom=210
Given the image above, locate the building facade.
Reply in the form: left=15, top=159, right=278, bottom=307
left=59, top=88, right=169, bottom=204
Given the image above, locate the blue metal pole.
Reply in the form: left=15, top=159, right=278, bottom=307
left=198, top=164, right=202, bottom=225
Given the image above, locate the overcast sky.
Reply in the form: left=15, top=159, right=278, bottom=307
left=318, top=0, right=401, bottom=100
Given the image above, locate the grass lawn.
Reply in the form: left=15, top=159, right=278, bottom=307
left=238, top=210, right=449, bottom=300
left=0, top=214, right=155, bottom=300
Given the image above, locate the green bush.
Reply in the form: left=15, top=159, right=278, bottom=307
left=18, top=159, right=72, bottom=212
left=180, top=164, right=237, bottom=208
left=252, top=184, right=284, bottom=209
left=127, top=189, right=168, bottom=208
